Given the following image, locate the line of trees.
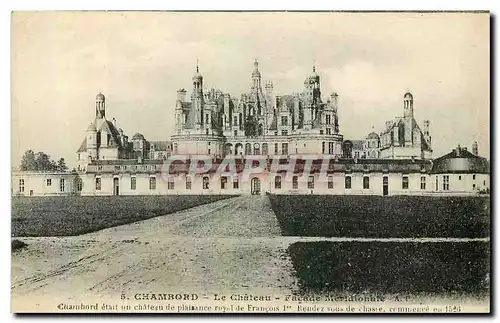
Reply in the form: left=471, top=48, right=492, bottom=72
left=19, top=150, right=68, bottom=172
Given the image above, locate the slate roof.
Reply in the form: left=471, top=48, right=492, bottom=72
left=150, top=140, right=172, bottom=151
left=431, top=148, right=490, bottom=174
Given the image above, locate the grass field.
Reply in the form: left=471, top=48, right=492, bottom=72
left=269, top=195, right=490, bottom=238
left=11, top=195, right=236, bottom=237
left=287, top=241, right=490, bottom=296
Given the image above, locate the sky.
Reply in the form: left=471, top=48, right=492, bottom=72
left=11, top=11, right=490, bottom=168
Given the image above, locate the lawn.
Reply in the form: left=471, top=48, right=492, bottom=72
left=287, top=241, right=490, bottom=296
left=269, top=195, right=490, bottom=238
left=11, top=195, right=236, bottom=237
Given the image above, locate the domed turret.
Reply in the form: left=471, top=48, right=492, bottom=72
left=404, top=91, right=413, bottom=100
left=87, top=122, right=97, bottom=132
left=366, top=132, right=379, bottom=140
left=252, top=59, right=261, bottom=78
left=96, top=92, right=105, bottom=100
left=132, top=132, right=145, bottom=141
left=192, top=64, right=203, bottom=81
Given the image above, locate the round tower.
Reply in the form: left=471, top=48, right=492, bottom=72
left=251, top=59, right=262, bottom=90
left=96, top=92, right=106, bottom=119
left=403, top=91, right=413, bottom=118
left=86, top=122, right=98, bottom=160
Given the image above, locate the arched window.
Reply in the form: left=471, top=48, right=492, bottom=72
left=203, top=176, right=210, bottom=190
left=274, top=176, right=282, bottom=189
left=262, top=143, right=268, bottom=155
left=345, top=176, right=352, bottom=189
left=245, top=143, right=252, bottom=155
left=292, top=176, right=298, bottom=189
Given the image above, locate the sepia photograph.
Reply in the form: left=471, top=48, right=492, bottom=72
left=10, top=11, right=490, bottom=313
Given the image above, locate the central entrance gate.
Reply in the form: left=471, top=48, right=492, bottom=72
left=251, top=177, right=261, bottom=195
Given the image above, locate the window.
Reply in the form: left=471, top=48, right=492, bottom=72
left=262, top=143, right=268, bottom=155
left=245, top=143, right=252, bottom=155
left=115, top=165, right=121, bottom=171
left=345, top=176, right=352, bottom=189
left=208, top=149, right=211, bottom=154
left=234, top=116, right=238, bottom=125
left=308, top=176, right=315, bottom=189
left=473, top=174, right=476, bottom=180
left=328, top=142, right=335, bottom=154
left=205, top=114, right=209, bottom=124
left=19, top=179, right=25, bottom=193
left=443, top=175, right=450, bottom=191
left=292, top=176, right=298, bottom=189
left=95, top=178, right=101, bottom=191
left=234, top=130, right=238, bottom=137
left=281, top=116, right=288, bottom=126
left=435, top=177, right=438, bottom=191
left=355, top=151, right=360, bottom=159
left=402, top=176, right=409, bottom=189
left=458, top=175, right=462, bottom=180
left=233, top=177, right=239, bottom=189
left=326, top=115, right=331, bottom=125
left=76, top=178, right=83, bottom=192
left=174, top=143, right=178, bottom=154
left=46, top=179, right=52, bottom=186
left=168, top=178, right=175, bottom=190
left=473, top=184, right=476, bottom=190
left=320, top=130, right=324, bottom=135
left=274, top=143, right=279, bottom=155
left=281, top=143, right=288, bottom=155
left=328, top=176, right=334, bottom=189
left=326, top=128, right=331, bottom=135
left=322, top=142, right=326, bottom=154
left=206, top=129, right=209, bottom=135
left=281, top=130, right=288, bottom=136
left=131, top=177, right=136, bottom=190
left=363, top=176, right=370, bottom=189
left=203, top=176, right=210, bottom=189
left=149, top=177, right=156, bottom=190
left=420, top=176, right=426, bottom=190
left=186, top=177, right=192, bottom=190
left=221, top=176, right=228, bottom=189
left=275, top=176, right=282, bottom=189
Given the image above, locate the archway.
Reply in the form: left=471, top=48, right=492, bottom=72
left=251, top=177, right=261, bottom=195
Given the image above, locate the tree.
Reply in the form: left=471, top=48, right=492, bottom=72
left=19, top=150, right=67, bottom=172
left=34, top=152, right=55, bottom=171
left=20, top=150, right=36, bottom=171
left=57, top=158, right=68, bottom=172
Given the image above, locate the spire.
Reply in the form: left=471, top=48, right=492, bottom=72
left=313, top=65, right=316, bottom=73
left=254, top=59, right=258, bottom=69
left=196, top=58, right=199, bottom=73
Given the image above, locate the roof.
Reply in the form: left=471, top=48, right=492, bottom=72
left=84, top=157, right=432, bottom=175
left=77, top=138, right=87, bottom=152
left=150, top=140, right=172, bottom=151
left=431, top=147, right=490, bottom=174
left=404, top=91, right=413, bottom=99
left=181, top=102, right=192, bottom=110
left=366, top=132, right=379, bottom=139
left=96, top=92, right=105, bottom=100
left=132, top=133, right=145, bottom=140
left=100, top=120, right=123, bottom=147
left=344, top=140, right=365, bottom=150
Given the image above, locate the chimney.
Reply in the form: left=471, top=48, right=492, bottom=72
left=112, top=118, right=117, bottom=128
left=472, top=141, right=479, bottom=156
left=455, top=145, right=461, bottom=157
left=177, top=89, right=186, bottom=102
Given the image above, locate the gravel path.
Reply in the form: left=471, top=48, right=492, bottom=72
left=11, top=196, right=298, bottom=305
